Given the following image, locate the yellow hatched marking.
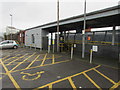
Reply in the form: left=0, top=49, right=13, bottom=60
left=40, top=53, right=47, bottom=66
left=33, top=65, right=100, bottom=90
left=71, top=65, right=101, bottom=78
left=6, top=54, right=28, bottom=66
left=0, top=72, right=6, bottom=75
left=3, top=54, right=20, bottom=62
left=68, top=77, right=77, bottom=89
left=83, top=72, right=102, bottom=90
left=5, top=55, right=61, bottom=66
left=11, top=60, right=70, bottom=73
left=0, top=58, right=21, bottom=90
left=1, top=55, right=10, bottom=61
left=26, top=55, right=40, bottom=69
left=10, top=52, right=36, bottom=72
left=52, top=54, right=55, bottom=64
left=110, top=81, right=120, bottom=90
left=93, top=68, right=116, bottom=85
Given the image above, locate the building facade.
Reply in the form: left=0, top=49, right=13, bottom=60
left=18, top=30, right=26, bottom=44
left=25, top=27, right=48, bottom=49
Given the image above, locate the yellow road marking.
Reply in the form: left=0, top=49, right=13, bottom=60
left=6, top=53, right=28, bottom=66
left=83, top=72, right=101, bottom=90
left=0, top=73, right=6, bottom=75
left=52, top=54, right=55, bottom=64
left=40, top=53, right=47, bottom=66
left=0, top=58, right=21, bottom=90
left=110, top=81, right=120, bottom=90
left=33, top=65, right=100, bottom=90
left=93, top=68, right=116, bottom=85
left=71, top=65, right=101, bottom=78
left=5, top=59, right=43, bottom=66
left=26, top=55, right=40, bottom=69
left=5, top=56, right=62, bottom=66
left=1, top=54, right=61, bottom=65
left=1, top=55, right=10, bottom=61
left=10, top=52, right=36, bottom=72
left=68, top=77, right=76, bottom=89
left=21, top=71, right=44, bottom=81
left=11, top=60, right=71, bottom=73
left=2, top=54, right=20, bottom=62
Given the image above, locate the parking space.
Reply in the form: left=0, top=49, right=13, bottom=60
left=0, top=48, right=119, bottom=89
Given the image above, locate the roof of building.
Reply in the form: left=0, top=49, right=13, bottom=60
left=26, top=5, right=120, bottom=31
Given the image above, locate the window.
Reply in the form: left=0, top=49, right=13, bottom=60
left=32, top=34, right=35, bottom=43
left=1, top=41, right=9, bottom=44
left=9, top=41, right=13, bottom=43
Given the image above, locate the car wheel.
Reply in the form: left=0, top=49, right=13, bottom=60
left=13, top=45, right=18, bottom=49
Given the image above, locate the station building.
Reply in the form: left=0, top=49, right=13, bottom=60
left=25, top=5, right=120, bottom=61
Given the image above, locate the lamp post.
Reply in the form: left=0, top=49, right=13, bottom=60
left=10, top=14, right=12, bottom=40
left=57, top=0, right=60, bottom=52
left=82, top=0, right=86, bottom=58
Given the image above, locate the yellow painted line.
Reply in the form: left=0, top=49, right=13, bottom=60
left=0, top=72, right=6, bottom=75
left=52, top=54, right=55, bottom=64
left=49, top=84, right=52, bottom=90
left=83, top=72, right=101, bottom=90
left=6, top=53, right=28, bottom=66
left=68, top=77, right=76, bottom=89
left=10, top=52, right=36, bottom=72
left=93, top=68, right=116, bottom=85
left=91, top=62, right=120, bottom=70
left=6, top=58, right=44, bottom=66
left=26, top=55, right=40, bottom=69
left=40, top=53, right=47, bottom=66
left=3, top=54, right=20, bottom=62
left=110, top=81, right=120, bottom=90
left=0, top=58, right=21, bottom=90
left=70, top=65, right=101, bottom=78
left=11, top=60, right=71, bottom=73
left=1, top=55, right=11, bottom=61
left=33, top=65, right=100, bottom=90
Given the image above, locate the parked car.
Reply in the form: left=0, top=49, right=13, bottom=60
left=0, top=40, right=18, bottom=49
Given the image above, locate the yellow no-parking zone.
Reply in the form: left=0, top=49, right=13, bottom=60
left=0, top=50, right=119, bottom=90
left=34, top=65, right=119, bottom=90
left=0, top=51, right=70, bottom=84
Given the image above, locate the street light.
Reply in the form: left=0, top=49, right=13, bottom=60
left=10, top=14, right=12, bottom=40
left=82, top=0, right=86, bottom=58
left=57, top=0, right=60, bottom=52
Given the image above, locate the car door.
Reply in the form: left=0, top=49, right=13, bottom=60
left=0, top=41, right=9, bottom=48
left=7, top=41, right=14, bottom=48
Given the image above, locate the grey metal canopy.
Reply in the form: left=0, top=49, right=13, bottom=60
left=26, top=5, right=120, bottom=32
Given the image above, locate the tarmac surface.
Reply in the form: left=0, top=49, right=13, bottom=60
left=0, top=47, right=119, bottom=89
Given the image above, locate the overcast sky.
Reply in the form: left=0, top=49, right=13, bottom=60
left=0, top=0, right=119, bottom=36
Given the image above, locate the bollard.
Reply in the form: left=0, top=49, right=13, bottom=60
left=90, top=49, right=93, bottom=64
left=48, top=45, right=50, bottom=53
left=53, top=39, right=55, bottom=53
left=71, top=44, right=73, bottom=60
